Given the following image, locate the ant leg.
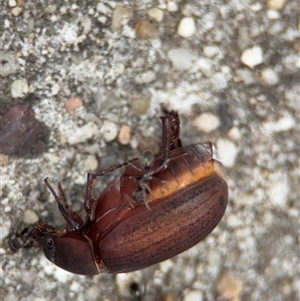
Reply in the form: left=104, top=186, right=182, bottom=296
left=44, top=178, right=83, bottom=232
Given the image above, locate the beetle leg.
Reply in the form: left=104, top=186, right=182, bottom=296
left=83, top=172, right=96, bottom=221
left=44, top=178, right=83, bottom=232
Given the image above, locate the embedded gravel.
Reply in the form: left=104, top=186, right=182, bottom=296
left=1, top=1, right=299, bottom=301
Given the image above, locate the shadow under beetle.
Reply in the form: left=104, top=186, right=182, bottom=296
left=32, top=112, right=228, bottom=275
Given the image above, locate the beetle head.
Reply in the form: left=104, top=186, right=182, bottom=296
left=32, top=222, right=99, bottom=275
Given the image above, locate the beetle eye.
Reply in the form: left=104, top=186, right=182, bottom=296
left=42, top=234, right=55, bottom=262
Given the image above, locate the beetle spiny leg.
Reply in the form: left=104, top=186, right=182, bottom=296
left=44, top=178, right=82, bottom=232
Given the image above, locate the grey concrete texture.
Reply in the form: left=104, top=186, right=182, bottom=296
left=0, top=1, right=299, bottom=301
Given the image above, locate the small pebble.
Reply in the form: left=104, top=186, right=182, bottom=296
left=227, top=214, right=244, bottom=227
left=197, top=58, right=213, bottom=77
left=134, top=70, right=156, bottom=84
left=83, top=155, right=98, bottom=171
left=210, top=72, right=228, bottom=90
left=193, top=113, right=220, bottom=133
left=9, top=0, right=17, bottom=7
left=27, top=33, right=35, bottom=42
left=51, top=83, right=60, bottom=95
left=168, top=48, right=198, bottom=71
left=216, top=138, right=238, bottom=167
left=203, top=45, right=221, bottom=58
left=216, top=271, right=243, bottom=300
left=261, top=68, right=279, bottom=85
left=177, top=17, right=196, bottom=38
left=96, top=3, right=110, bottom=15
left=110, top=4, right=132, bottom=32
left=0, top=154, right=9, bottom=166
left=136, top=19, right=158, bottom=40
left=263, top=113, right=295, bottom=133
left=227, top=127, right=241, bottom=141
left=0, top=52, right=19, bottom=77
left=23, top=209, right=39, bottom=224
left=241, top=46, right=264, bottom=68
left=17, top=0, right=25, bottom=7
left=66, top=122, right=99, bottom=145
left=130, top=96, right=150, bottom=115
left=267, top=9, right=281, bottom=19
left=250, top=3, right=263, bottom=11
left=235, top=69, right=256, bottom=85
left=11, top=79, right=28, bottom=98
left=118, top=125, right=131, bottom=145
left=267, top=172, right=289, bottom=206
left=167, top=2, right=178, bottom=12
left=147, top=8, right=164, bottom=22
left=159, top=259, right=173, bottom=272
left=267, top=0, right=286, bottom=10
left=64, top=97, right=83, bottom=116
left=100, top=120, right=118, bottom=142
left=183, top=290, right=203, bottom=301
left=86, top=285, right=101, bottom=301
left=11, top=7, right=22, bottom=16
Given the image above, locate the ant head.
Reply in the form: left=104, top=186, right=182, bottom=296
left=139, top=150, right=154, bottom=170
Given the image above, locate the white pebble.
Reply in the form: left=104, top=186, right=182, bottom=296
left=267, top=0, right=286, bottom=10
left=100, top=120, right=118, bottom=142
left=96, top=3, right=110, bottom=15
left=216, top=138, right=238, bottom=167
left=11, top=7, right=22, bottom=16
left=184, top=290, right=203, bottom=301
left=210, top=72, right=228, bottom=90
left=83, top=155, right=98, bottom=171
left=11, top=79, right=28, bottom=98
left=263, top=113, right=295, bottom=133
left=203, top=45, right=221, bottom=58
left=110, top=4, right=132, bottom=32
left=177, top=17, right=196, bottom=38
left=70, top=281, right=80, bottom=293
left=267, top=9, right=280, bottom=19
left=227, top=215, right=243, bottom=227
left=1, top=219, right=12, bottom=244
left=67, top=122, right=99, bottom=145
left=235, top=69, right=256, bottom=85
left=197, top=57, right=213, bottom=77
left=267, top=172, right=289, bottom=206
left=250, top=3, right=263, bottom=11
left=168, top=48, right=198, bottom=71
left=193, top=113, right=220, bottom=133
left=51, top=83, right=60, bottom=95
left=61, top=24, right=78, bottom=44
left=159, top=259, right=173, bottom=272
left=240, top=46, right=264, bottom=68
left=86, top=285, right=101, bottom=301
left=9, top=0, right=17, bottom=7
left=261, top=68, right=279, bottom=85
left=227, top=127, right=241, bottom=141
left=23, top=209, right=39, bottom=224
left=135, top=70, right=156, bottom=84
left=167, top=1, right=178, bottom=12
left=147, top=8, right=164, bottom=22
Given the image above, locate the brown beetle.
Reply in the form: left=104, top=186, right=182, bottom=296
left=33, top=112, right=228, bottom=275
